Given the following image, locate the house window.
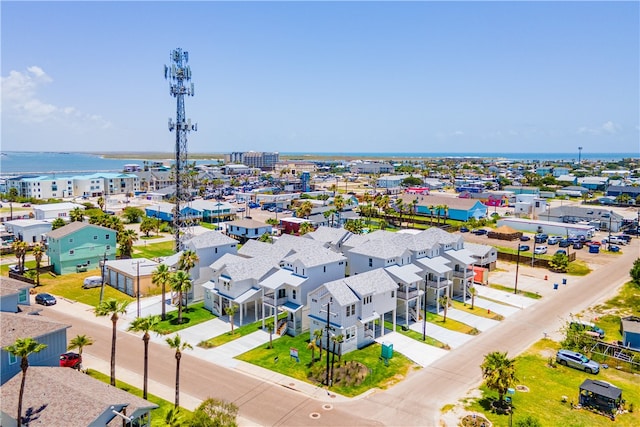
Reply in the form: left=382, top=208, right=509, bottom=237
left=106, top=245, right=111, bottom=250
left=323, top=266, right=326, bottom=273
left=278, top=289, right=286, bottom=298
left=69, top=250, right=75, bottom=255
left=18, top=289, right=28, bottom=304
left=105, top=235, right=110, bottom=239
left=346, top=326, right=357, bottom=340
left=391, top=291, right=395, bottom=298
left=94, top=235, right=98, bottom=240
left=69, top=238, right=73, bottom=243
left=368, top=258, right=373, bottom=267
left=364, top=296, right=372, bottom=305
left=9, top=353, right=17, bottom=365
left=346, top=304, right=355, bottom=317
left=292, top=290, right=297, bottom=300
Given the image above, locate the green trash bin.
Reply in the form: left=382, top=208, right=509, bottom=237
left=381, top=342, right=393, bottom=360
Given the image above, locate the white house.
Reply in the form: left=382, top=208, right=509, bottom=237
left=33, top=202, right=85, bottom=221
left=308, top=269, right=398, bottom=355
left=3, top=219, right=51, bottom=244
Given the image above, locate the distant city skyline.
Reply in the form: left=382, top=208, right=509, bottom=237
left=1, top=1, right=638, bottom=154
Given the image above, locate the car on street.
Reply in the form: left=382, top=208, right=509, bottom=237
left=471, top=229, right=488, bottom=235
left=35, top=293, right=56, bottom=306
left=518, top=245, right=530, bottom=251
left=556, top=349, right=600, bottom=374
left=573, top=242, right=583, bottom=250
left=559, top=239, right=571, bottom=248
left=534, top=246, right=547, bottom=255
left=459, top=226, right=469, bottom=233
left=59, top=352, right=82, bottom=370
left=519, top=235, right=531, bottom=241
left=236, top=207, right=245, bottom=212
left=535, top=233, right=548, bottom=243
left=608, top=245, right=620, bottom=252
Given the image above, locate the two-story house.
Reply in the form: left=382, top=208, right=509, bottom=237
left=308, top=269, right=398, bottom=355
left=46, top=222, right=116, bottom=275
left=0, top=277, right=33, bottom=314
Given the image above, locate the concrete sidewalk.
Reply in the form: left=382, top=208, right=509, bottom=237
left=444, top=308, right=500, bottom=332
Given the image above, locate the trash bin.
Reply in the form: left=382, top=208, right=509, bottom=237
left=553, top=283, right=559, bottom=290
left=381, top=342, right=393, bottom=359
left=562, top=278, right=567, bottom=285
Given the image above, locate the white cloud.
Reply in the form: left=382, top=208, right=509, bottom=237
left=1, top=66, right=111, bottom=129
left=578, top=121, right=621, bottom=135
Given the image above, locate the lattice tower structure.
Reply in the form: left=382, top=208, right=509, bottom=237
left=165, top=48, right=197, bottom=252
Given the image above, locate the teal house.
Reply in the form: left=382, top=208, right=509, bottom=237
left=46, top=222, right=116, bottom=275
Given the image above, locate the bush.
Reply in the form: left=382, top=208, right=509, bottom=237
left=515, top=415, right=542, bottom=427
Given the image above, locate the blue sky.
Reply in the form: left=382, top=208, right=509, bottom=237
left=2, top=1, right=638, bottom=154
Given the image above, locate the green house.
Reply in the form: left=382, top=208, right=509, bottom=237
left=46, top=222, right=116, bottom=275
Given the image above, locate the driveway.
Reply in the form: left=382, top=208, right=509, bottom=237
left=375, top=332, right=448, bottom=367
left=445, top=308, right=500, bottom=332
left=475, top=285, right=538, bottom=308
left=408, top=321, right=473, bottom=349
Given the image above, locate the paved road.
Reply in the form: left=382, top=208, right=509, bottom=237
left=43, top=238, right=637, bottom=426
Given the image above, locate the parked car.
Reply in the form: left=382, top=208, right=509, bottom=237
left=559, top=239, right=571, bottom=248
left=570, top=320, right=605, bottom=338
left=248, top=202, right=260, bottom=209
left=83, top=276, right=103, bottom=289
left=547, top=236, right=562, bottom=245
left=8, top=265, right=27, bottom=274
left=59, top=352, right=82, bottom=370
left=519, top=235, right=531, bottom=241
left=35, top=293, right=56, bottom=306
left=472, top=229, right=488, bottom=235
left=236, top=207, right=246, bottom=212
left=573, top=242, right=584, bottom=250
left=534, top=246, right=547, bottom=255
left=518, top=245, right=530, bottom=252
left=608, top=245, right=620, bottom=252
left=459, top=226, right=469, bottom=233
left=556, top=349, right=600, bottom=374
left=555, top=249, right=567, bottom=256
left=535, top=233, right=548, bottom=243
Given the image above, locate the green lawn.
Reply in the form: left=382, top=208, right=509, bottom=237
left=594, top=282, right=640, bottom=317
left=236, top=333, right=415, bottom=397
left=383, top=320, right=448, bottom=348
left=462, top=340, right=640, bottom=427
left=449, top=300, right=505, bottom=321
left=86, top=368, right=192, bottom=426
left=199, top=314, right=286, bottom=348
left=567, top=260, right=592, bottom=276
left=155, top=302, right=217, bottom=335
left=132, top=241, right=176, bottom=259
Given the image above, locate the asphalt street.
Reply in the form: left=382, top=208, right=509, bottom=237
left=41, top=238, right=638, bottom=426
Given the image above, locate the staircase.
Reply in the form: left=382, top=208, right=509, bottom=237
left=277, top=319, right=288, bottom=335
left=409, top=307, right=421, bottom=322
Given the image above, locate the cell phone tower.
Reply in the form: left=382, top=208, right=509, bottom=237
left=165, top=48, right=197, bottom=252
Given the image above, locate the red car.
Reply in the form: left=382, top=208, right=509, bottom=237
left=59, top=352, right=82, bottom=369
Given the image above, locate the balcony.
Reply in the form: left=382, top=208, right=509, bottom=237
left=263, top=294, right=287, bottom=307
left=426, top=279, right=451, bottom=289
left=397, top=288, right=420, bottom=300
left=452, top=268, right=474, bottom=279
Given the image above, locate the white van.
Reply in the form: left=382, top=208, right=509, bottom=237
left=83, top=276, right=103, bottom=289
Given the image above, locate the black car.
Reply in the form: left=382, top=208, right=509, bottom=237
left=519, top=235, right=531, bottom=241
left=573, top=242, right=584, bottom=249
left=459, top=227, right=469, bottom=233
left=519, top=245, right=530, bottom=251
left=35, top=293, right=56, bottom=306
left=472, top=229, right=488, bottom=235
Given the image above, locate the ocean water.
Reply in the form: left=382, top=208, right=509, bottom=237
left=0, top=151, right=637, bottom=175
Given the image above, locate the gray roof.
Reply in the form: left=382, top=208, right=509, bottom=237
left=0, top=277, right=33, bottom=297
left=304, top=226, right=351, bottom=246
left=282, top=246, right=346, bottom=268
left=0, top=312, right=70, bottom=348
left=105, top=258, right=159, bottom=277
left=621, top=316, right=640, bottom=334
left=221, top=256, right=280, bottom=282
left=322, top=280, right=360, bottom=306
left=348, top=237, right=409, bottom=259
left=237, top=239, right=274, bottom=258
left=419, top=227, right=463, bottom=246
left=464, top=242, right=494, bottom=257
left=274, top=233, right=328, bottom=252
left=548, top=205, right=624, bottom=220
left=0, top=367, right=157, bottom=426
left=46, top=221, right=112, bottom=239
left=226, top=218, right=269, bottom=229
left=186, top=230, right=236, bottom=249
left=344, top=269, right=398, bottom=296
left=210, top=253, right=247, bottom=271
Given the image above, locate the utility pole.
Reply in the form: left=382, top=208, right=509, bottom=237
left=514, top=244, right=521, bottom=294
left=132, top=259, right=143, bottom=317
left=320, top=298, right=337, bottom=387
left=99, top=252, right=107, bottom=304
left=422, top=281, right=427, bottom=341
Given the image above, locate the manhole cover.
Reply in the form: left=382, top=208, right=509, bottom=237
left=289, top=383, right=295, bottom=387
left=322, top=404, right=333, bottom=411
left=309, top=412, right=321, bottom=419
left=330, top=394, right=336, bottom=399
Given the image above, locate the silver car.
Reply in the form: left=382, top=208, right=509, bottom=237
left=556, top=349, right=600, bottom=374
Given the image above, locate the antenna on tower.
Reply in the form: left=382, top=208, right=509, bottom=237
left=165, top=48, right=197, bottom=252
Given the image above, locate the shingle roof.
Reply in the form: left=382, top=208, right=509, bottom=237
left=282, top=247, right=346, bottom=268
left=0, top=367, right=157, bottom=426
left=0, top=312, right=70, bottom=347
left=304, top=226, right=351, bottom=246
left=344, top=269, right=398, bottom=296
left=186, top=230, right=237, bottom=249
left=0, top=277, right=33, bottom=297
left=227, top=218, right=270, bottom=229
left=46, top=222, right=112, bottom=239
left=222, top=256, right=280, bottom=282
left=322, top=280, right=360, bottom=306
left=348, top=238, right=408, bottom=259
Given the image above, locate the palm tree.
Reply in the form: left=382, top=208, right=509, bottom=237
left=152, top=264, right=172, bottom=321
left=170, top=270, right=192, bottom=324
left=164, top=406, right=184, bottom=427
left=296, top=201, right=313, bottom=219
left=11, top=241, right=27, bottom=274
left=94, top=298, right=130, bottom=385
left=469, top=286, right=478, bottom=310
left=69, top=207, right=84, bottom=222
left=4, top=338, right=47, bottom=427
left=265, top=319, right=274, bottom=349
left=225, top=303, right=238, bottom=334
left=97, top=196, right=105, bottom=212
left=481, top=351, right=518, bottom=404
left=313, top=329, right=323, bottom=360
left=438, top=295, right=449, bottom=322
left=117, top=228, right=138, bottom=258
left=166, top=334, right=193, bottom=407
left=178, top=249, right=199, bottom=274
left=31, top=243, right=44, bottom=286
left=334, top=195, right=345, bottom=225
left=67, top=334, right=94, bottom=356
left=128, top=315, right=161, bottom=399
left=51, top=217, right=65, bottom=230
left=298, top=221, right=314, bottom=236
left=395, top=199, right=404, bottom=227
left=307, top=340, right=318, bottom=364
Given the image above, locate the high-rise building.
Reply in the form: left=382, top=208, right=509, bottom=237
left=224, top=151, right=279, bottom=170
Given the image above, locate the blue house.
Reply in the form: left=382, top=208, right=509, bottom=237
left=145, top=202, right=202, bottom=223
left=0, top=277, right=32, bottom=313
left=46, top=222, right=116, bottom=275
left=399, top=194, right=488, bottom=222
left=226, top=219, right=273, bottom=242
left=1, top=312, right=70, bottom=385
